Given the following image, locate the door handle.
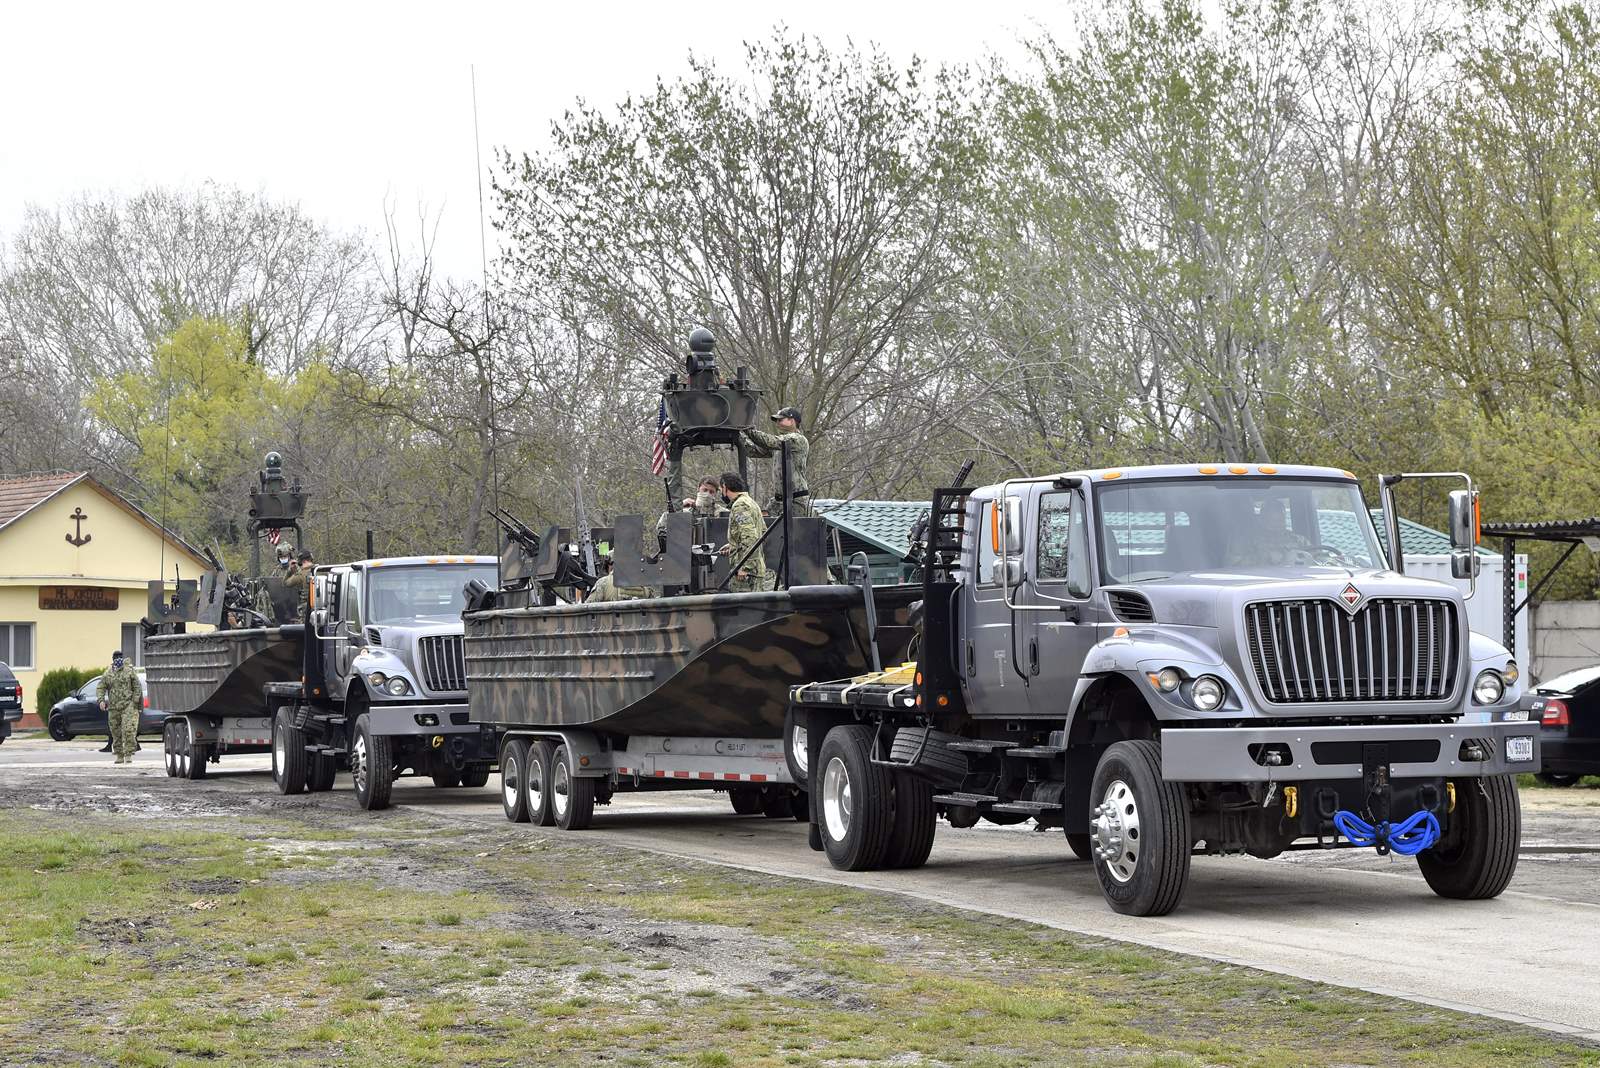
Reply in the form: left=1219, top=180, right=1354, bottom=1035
left=965, top=641, right=975, bottom=676
left=1029, top=638, right=1039, bottom=676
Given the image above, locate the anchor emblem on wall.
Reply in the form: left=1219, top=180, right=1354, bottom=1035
left=66, top=506, right=92, bottom=547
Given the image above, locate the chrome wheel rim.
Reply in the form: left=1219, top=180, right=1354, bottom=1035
left=273, top=722, right=286, bottom=779
left=790, top=724, right=808, bottom=778
left=165, top=725, right=177, bottom=776
left=822, top=756, right=851, bottom=843
left=352, top=733, right=369, bottom=794
left=527, top=754, right=546, bottom=815
left=502, top=751, right=520, bottom=810
left=552, top=758, right=570, bottom=818
left=1093, top=778, right=1141, bottom=883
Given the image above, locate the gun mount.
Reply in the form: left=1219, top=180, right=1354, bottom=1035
left=661, top=328, right=762, bottom=505
left=249, top=450, right=309, bottom=577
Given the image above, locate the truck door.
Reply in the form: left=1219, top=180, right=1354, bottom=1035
left=960, top=493, right=1031, bottom=717
left=1024, top=487, right=1099, bottom=719
left=335, top=569, right=363, bottom=680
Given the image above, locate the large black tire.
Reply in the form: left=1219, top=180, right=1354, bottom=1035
left=272, top=708, right=307, bottom=794
left=1089, top=740, right=1191, bottom=917
left=525, top=740, right=557, bottom=826
left=460, top=763, right=491, bottom=789
left=1418, top=775, right=1521, bottom=900
left=783, top=706, right=809, bottom=785
left=351, top=713, right=393, bottom=811
left=1535, top=772, right=1581, bottom=788
left=818, top=724, right=894, bottom=871
left=48, top=715, right=71, bottom=742
left=500, top=739, right=530, bottom=823
left=182, top=723, right=209, bottom=780
left=1065, top=832, right=1093, bottom=861
left=308, top=752, right=337, bottom=792
left=887, top=726, right=969, bottom=785
left=551, top=745, right=595, bottom=831
left=882, top=771, right=936, bottom=869
left=163, top=721, right=180, bottom=777
left=729, top=787, right=763, bottom=816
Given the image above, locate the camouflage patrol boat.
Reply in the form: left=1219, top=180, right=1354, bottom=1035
left=465, top=583, right=919, bottom=737
left=144, top=625, right=304, bottom=720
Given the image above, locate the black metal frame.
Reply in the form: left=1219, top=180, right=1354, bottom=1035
left=1479, top=517, right=1600, bottom=657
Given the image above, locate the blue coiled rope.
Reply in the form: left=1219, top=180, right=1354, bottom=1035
left=1333, top=809, right=1442, bottom=856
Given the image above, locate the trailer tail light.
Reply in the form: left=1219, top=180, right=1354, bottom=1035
left=1540, top=699, right=1570, bottom=727
left=143, top=696, right=150, bottom=708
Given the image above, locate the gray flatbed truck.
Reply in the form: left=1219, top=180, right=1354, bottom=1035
left=789, top=463, right=1537, bottom=915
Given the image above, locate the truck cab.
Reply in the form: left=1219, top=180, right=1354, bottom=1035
left=271, top=556, right=500, bottom=809
left=791, top=463, right=1538, bottom=916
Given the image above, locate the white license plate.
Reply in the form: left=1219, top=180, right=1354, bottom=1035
left=1506, top=736, right=1535, bottom=762
left=1503, top=707, right=1529, bottom=722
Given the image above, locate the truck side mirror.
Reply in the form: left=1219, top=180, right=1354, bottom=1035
left=989, top=558, right=1022, bottom=587
left=1447, top=489, right=1478, bottom=552
left=1450, top=548, right=1479, bottom=580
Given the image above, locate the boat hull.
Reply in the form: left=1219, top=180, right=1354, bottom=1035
left=145, top=626, right=305, bottom=719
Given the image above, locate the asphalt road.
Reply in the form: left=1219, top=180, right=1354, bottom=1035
left=6, top=735, right=1599, bottom=1041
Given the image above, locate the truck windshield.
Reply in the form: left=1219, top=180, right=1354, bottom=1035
left=366, top=565, right=498, bottom=623
left=1096, top=479, right=1385, bottom=583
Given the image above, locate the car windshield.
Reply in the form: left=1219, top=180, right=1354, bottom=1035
left=1097, top=478, right=1385, bottom=584
left=1534, top=664, right=1600, bottom=695
left=366, top=565, right=498, bottom=624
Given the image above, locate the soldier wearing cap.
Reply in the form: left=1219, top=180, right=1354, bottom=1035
left=588, top=556, right=652, bottom=603
left=284, top=550, right=314, bottom=618
left=742, top=405, right=811, bottom=518
left=718, top=471, right=771, bottom=592
left=96, top=650, right=143, bottom=765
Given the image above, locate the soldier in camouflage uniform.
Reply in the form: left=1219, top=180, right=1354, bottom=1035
left=742, top=406, right=811, bottom=518
left=589, top=557, right=652, bottom=603
left=719, top=471, right=770, bottom=593
left=284, top=551, right=314, bottom=618
left=96, top=650, right=143, bottom=765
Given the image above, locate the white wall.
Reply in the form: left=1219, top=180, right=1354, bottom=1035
left=1529, top=600, right=1600, bottom=685
left=1404, top=553, right=1529, bottom=667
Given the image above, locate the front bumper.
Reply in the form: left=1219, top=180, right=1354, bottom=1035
left=1160, top=721, right=1539, bottom=782
left=365, top=702, right=477, bottom=737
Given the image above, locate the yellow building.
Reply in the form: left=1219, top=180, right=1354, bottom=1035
left=0, top=472, right=209, bottom=725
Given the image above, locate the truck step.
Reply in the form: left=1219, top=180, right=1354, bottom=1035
left=946, top=740, right=1016, bottom=754
left=1006, top=746, right=1066, bottom=759
left=932, top=792, right=1000, bottom=808
left=990, top=800, right=1062, bottom=814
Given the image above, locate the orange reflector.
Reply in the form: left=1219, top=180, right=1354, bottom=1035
left=1342, top=470, right=1357, bottom=479
left=1113, top=627, right=1129, bottom=637
left=1474, top=497, right=1481, bottom=544
left=1259, top=465, right=1277, bottom=474
left=1228, top=466, right=1247, bottom=474
left=1102, top=471, right=1122, bottom=480
left=915, top=672, right=923, bottom=686
left=915, top=694, right=924, bottom=706
left=990, top=501, right=1001, bottom=553
left=1147, top=673, right=1161, bottom=687
left=1198, top=466, right=1218, bottom=475
left=936, top=694, right=949, bottom=707
left=579, top=756, right=590, bottom=767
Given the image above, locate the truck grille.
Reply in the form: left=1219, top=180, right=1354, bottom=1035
left=1244, top=598, right=1458, bottom=703
left=418, top=635, right=466, bottom=693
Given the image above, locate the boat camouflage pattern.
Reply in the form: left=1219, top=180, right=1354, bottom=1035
left=464, top=584, right=919, bottom=737
left=145, top=626, right=305, bottom=719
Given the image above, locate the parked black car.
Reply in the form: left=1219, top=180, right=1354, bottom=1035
left=1520, top=663, right=1600, bottom=786
left=47, top=670, right=163, bottom=741
left=0, top=662, right=21, bottom=744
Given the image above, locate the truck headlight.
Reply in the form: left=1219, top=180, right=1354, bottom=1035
left=1155, top=668, right=1182, bottom=693
left=385, top=677, right=412, bottom=697
left=368, top=672, right=387, bottom=687
left=1472, top=670, right=1505, bottom=705
left=1191, top=675, right=1226, bottom=711
left=1502, top=660, right=1520, bottom=686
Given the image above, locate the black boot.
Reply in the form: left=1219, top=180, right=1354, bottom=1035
left=99, top=740, right=113, bottom=753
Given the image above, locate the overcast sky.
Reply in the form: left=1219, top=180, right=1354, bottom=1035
left=0, top=0, right=1055, bottom=279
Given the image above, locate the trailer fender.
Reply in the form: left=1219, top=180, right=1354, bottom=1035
left=505, top=729, right=612, bottom=777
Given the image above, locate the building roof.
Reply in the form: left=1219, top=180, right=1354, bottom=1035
left=814, top=498, right=1480, bottom=562
left=1480, top=518, right=1600, bottom=541
left=0, top=471, right=211, bottom=563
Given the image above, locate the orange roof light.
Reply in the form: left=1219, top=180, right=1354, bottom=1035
left=1259, top=465, right=1277, bottom=474
left=1198, top=466, right=1218, bottom=475
left=1102, top=471, right=1122, bottom=480
left=1228, top=466, right=1248, bottom=475
left=1342, top=471, right=1357, bottom=480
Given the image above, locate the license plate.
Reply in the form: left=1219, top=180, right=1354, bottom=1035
left=1506, top=736, right=1534, bottom=762
left=1503, top=707, right=1529, bottom=722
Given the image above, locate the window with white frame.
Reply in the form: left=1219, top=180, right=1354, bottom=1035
left=0, top=623, right=34, bottom=670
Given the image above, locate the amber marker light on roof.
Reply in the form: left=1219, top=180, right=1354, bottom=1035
left=1259, top=465, right=1277, bottom=474
left=1343, top=471, right=1357, bottom=479
left=1102, top=471, right=1122, bottom=479
left=1198, top=466, right=1218, bottom=474
left=1229, top=465, right=1248, bottom=474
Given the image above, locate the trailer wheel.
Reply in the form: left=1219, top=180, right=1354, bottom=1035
left=882, top=771, right=936, bottom=869
left=1065, top=832, right=1092, bottom=861
left=783, top=706, right=809, bottom=784
left=351, top=713, right=393, bottom=811
left=500, top=739, right=531, bottom=823
left=308, top=753, right=337, bottom=792
left=524, top=740, right=556, bottom=826
left=460, top=763, right=491, bottom=789
left=551, top=745, right=594, bottom=831
left=1090, top=740, right=1191, bottom=917
left=272, top=708, right=307, bottom=794
left=184, top=727, right=210, bottom=781
left=728, top=787, right=762, bottom=816
left=1418, top=775, right=1521, bottom=900
left=163, top=721, right=179, bottom=777
left=818, top=724, right=893, bottom=871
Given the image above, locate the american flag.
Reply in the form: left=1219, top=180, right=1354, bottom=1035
left=650, top=399, right=669, bottom=475
left=266, top=528, right=281, bottom=545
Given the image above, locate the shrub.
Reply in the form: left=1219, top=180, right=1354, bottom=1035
left=36, top=667, right=98, bottom=718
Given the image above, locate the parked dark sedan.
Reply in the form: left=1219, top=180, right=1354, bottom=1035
left=0, top=662, right=21, bottom=744
left=1520, top=663, right=1600, bottom=786
left=47, top=670, right=164, bottom=741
